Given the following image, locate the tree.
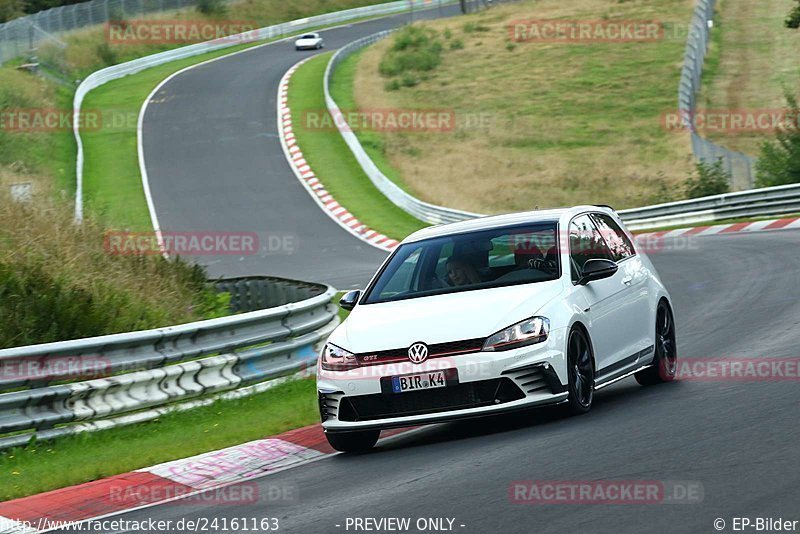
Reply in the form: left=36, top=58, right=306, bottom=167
left=685, top=159, right=731, bottom=198
left=786, top=0, right=800, bottom=28
left=0, top=0, right=26, bottom=23
left=755, top=92, right=800, bottom=187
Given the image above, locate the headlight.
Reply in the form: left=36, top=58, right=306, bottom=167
left=483, top=317, right=550, bottom=352
left=320, top=343, right=359, bottom=371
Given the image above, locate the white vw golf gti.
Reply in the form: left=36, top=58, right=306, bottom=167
left=318, top=207, right=677, bottom=452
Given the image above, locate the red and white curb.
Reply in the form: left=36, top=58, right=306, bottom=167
left=0, top=424, right=413, bottom=532
left=277, top=58, right=400, bottom=253
left=634, top=216, right=800, bottom=240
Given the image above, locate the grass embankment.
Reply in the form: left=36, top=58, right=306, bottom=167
left=0, top=377, right=319, bottom=501
left=289, top=53, right=427, bottom=240
left=698, top=0, right=800, bottom=156
left=347, top=0, right=696, bottom=213
left=0, top=69, right=227, bottom=347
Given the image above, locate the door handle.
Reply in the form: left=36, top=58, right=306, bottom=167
left=622, top=276, right=633, bottom=286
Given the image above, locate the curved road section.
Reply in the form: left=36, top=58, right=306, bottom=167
left=141, top=7, right=458, bottom=289
left=53, top=229, right=800, bottom=532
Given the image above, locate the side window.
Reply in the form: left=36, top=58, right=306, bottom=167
left=569, top=214, right=613, bottom=283
left=591, top=213, right=635, bottom=262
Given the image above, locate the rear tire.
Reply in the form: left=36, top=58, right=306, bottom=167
left=325, top=429, right=380, bottom=453
left=566, top=327, right=594, bottom=415
left=635, top=301, right=677, bottom=385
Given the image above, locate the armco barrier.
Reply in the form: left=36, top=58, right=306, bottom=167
left=73, top=0, right=457, bottom=222
left=324, top=30, right=480, bottom=226
left=618, top=183, right=800, bottom=230
left=0, top=278, right=337, bottom=450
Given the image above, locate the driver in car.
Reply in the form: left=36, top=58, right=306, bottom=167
left=446, top=256, right=481, bottom=286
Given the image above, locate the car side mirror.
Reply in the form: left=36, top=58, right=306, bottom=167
left=578, top=259, right=618, bottom=285
left=339, top=290, right=361, bottom=311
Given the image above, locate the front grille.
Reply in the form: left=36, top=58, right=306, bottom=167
left=337, top=378, right=525, bottom=422
left=356, top=338, right=485, bottom=366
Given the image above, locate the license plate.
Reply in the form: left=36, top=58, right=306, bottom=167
left=391, top=370, right=447, bottom=393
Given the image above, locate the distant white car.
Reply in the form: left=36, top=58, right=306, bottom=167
left=317, top=206, right=677, bottom=452
left=295, top=33, right=324, bottom=50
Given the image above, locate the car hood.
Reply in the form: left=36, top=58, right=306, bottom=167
left=329, top=280, right=564, bottom=353
left=296, top=38, right=318, bottom=43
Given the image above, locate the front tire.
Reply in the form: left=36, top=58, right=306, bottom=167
left=325, top=429, right=380, bottom=453
left=566, top=327, right=594, bottom=415
left=635, top=301, right=677, bottom=385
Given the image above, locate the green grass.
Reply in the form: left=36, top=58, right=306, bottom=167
left=349, top=0, right=697, bottom=213
left=330, top=49, right=416, bottom=194
left=288, top=53, right=427, bottom=241
left=0, top=377, right=319, bottom=501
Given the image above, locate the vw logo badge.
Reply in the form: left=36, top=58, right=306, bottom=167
left=407, top=342, right=429, bottom=364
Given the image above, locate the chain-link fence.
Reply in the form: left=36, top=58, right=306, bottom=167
left=0, top=0, right=215, bottom=65
left=1, top=0, right=453, bottom=65
left=679, top=0, right=756, bottom=189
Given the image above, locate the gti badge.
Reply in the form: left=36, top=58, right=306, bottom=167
left=407, top=342, right=429, bottom=364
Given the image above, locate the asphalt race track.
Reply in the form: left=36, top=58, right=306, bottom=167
left=54, top=228, right=800, bottom=533
left=141, top=5, right=460, bottom=289
left=121, top=5, right=800, bottom=533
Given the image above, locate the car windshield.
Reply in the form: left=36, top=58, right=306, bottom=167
left=363, top=222, right=560, bottom=304
left=300, top=34, right=317, bottom=39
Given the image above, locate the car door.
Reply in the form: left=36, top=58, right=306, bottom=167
left=590, top=212, right=653, bottom=360
left=569, top=214, right=640, bottom=376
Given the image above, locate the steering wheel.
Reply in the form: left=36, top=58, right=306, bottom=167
left=528, top=257, right=557, bottom=275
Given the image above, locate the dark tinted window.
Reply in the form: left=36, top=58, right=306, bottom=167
left=591, top=213, right=635, bottom=262
left=569, top=214, right=613, bottom=282
left=363, top=223, right=560, bottom=304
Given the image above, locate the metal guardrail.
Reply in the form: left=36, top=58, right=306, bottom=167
left=73, top=0, right=453, bottom=222
left=618, top=183, right=800, bottom=230
left=324, top=30, right=479, bottom=226
left=0, top=278, right=337, bottom=450
left=679, top=0, right=756, bottom=189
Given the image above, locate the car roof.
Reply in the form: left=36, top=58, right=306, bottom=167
left=401, top=206, right=616, bottom=244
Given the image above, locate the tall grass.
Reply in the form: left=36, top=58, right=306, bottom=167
left=0, top=173, right=227, bottom=348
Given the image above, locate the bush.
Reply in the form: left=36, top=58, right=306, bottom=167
left=401, top=73, right=419, bottom=87
left=197, top=0, right=226, bottom=16
left=463, top=21, right=490, bottom=33
left=755, top=92, right=800, bottom=187
left=379, top=25, right=443, bottom=78
left=685, top=159, right=731, bottom=198
left=385, top=79, right=401, bottom=91
left=450, top=38, right=464, bottom=50
left=95, top=42, right=117, bottom=66
left=786, top=0, right=800, bottom=28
